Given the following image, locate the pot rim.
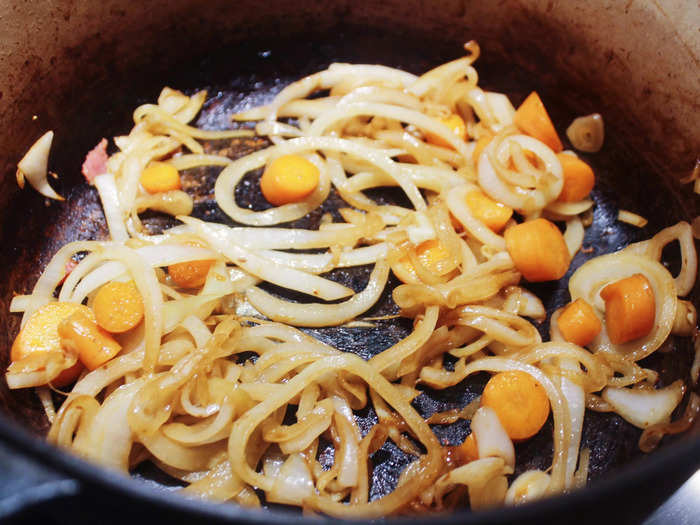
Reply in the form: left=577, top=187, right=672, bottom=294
left=0, top=410, right=697, bottom=524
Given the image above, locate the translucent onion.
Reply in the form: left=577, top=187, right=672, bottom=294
left=246, top=259, right=389, bottom=327
left=505, top=470, right=551, bottom=505
left=618, top=209, right=648, bottom=228
left=181, top=217, right=354, bottom=301
left=478, top=134, right=563, bottom=213
left=16, top=131, right=64, bottom=200
left=566, top=113, right=604, bottom=153
left=471, top=406, right=515, bottom=468
left=602, top=381, right=685, bottom=429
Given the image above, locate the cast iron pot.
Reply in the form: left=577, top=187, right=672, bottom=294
left=0, top=1, right=698, bottom=524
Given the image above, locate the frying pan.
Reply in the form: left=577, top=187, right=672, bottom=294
left=0, top=1, right=698, bottom=523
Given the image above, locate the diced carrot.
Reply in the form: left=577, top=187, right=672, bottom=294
left=454, top=433, right=479, bottom=465
left=504, top=218, right=571, bottom=282
left=93, top=281, right=144, bottom=333
left=392, top=239, right=457, bottom=284
left=58, top=311, right=122, bottom=370
left=11, top=303, right=94, bottom=362
left=472, top=134, right=493, bottom=167
left=10, top=302, right=92, bottom=387
left=600, top=273, right=656, bottom=344
left=481, top=371, right=550, bottom=441
left=168, top=259, right=215, bottom=288
left=465, top=190, right=513, bottom=233
left=557, top=153, right=595, bottom=202
left=260, top=154, right=320, bottom=206
left=140, top=161, right=181, bottom=193
left=514, top=92, right=563, bottom=152
left=425, top=114, right=467, bottom=149
left=557, top=298, right=602, bottom=347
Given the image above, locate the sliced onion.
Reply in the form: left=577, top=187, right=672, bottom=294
left=618, top=209, right=648, bottom=228
left=266, top=453, right=314, bottom=505
left=74, top=378, right=143, bottom=471
left=564, top=217, right=585, bottom=257
left=16, top=131, right=64, bottom=200
left=182, top=217, right=354, bottom=301
left=246, top=260, right=389, bottom=327
left=94, top=174, right=128, bottom=242
left=602, top=381, right=685, bottom=428
left=471, top=406, right=515, bottom=469
left=566, top=114, right=604, bottom=153
left=478, top=135, right=563, bottom=213
left=308, top=102, right=473, bottom=161
left=505, top=470, right=551, bottom=505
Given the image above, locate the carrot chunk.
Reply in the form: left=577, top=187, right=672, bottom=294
left=514, top=92, right=563, bottom=152
left=425, top=114, right=467, bottom=149
left=504, top=218, right=571, bottom=282
left=600, top=273, right=656, bottom=344
left=465, top=190, right=513, bottom=233
left=260, top=154, right=320, bottom=206
left=168, top=259, right=215, bottom=289
left=58, top=311, right=122, bottom=370
left=472, top=134, right=493, bottom=167
left=140, top=161, right=181, bottom=193
left=481, top=370, right=550, bottom=441
left=10, top=302, right=91, bottom=387
left=454, top=433, right=479, bottom=465
left=11, top=303, right=93, bottom=362
left=557, top=153, right=595, bottom=202
left=93, top=281, right=144, bottom=333
left=557, top=298, right=602, bottom=347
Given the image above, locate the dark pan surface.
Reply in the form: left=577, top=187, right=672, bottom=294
left=0, top=28, right=697, bottom=509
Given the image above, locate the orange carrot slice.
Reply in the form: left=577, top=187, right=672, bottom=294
left=58, top=311, right=122, bottom=370
left=600, top=273, right=656, bottom=344
left=425, top=114, right=467, bottom=149
left=557, top=298, right=602, bottom=347
left=481, top=370, right=550, bottom=441
left=557, top=153, right=595, bottom=202
left=514, top=92, right=563, bottom=152
left=93, top=281, right=144, bottom=333
left=504, top=218, right=570, bottom=282
left=465, top=190, right=513, bottom=233
left=260, top=155, right=320, bottom=206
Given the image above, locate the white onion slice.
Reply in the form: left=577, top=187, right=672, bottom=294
left=246, top=260, right=389, bottom=327
left=478, top=135, right=563, bottom=213
left=258, top=243, right=387, bottom=273
left=265, top=453, right=314, bottom=505
left=16, top=131, right=64, bottom=200
left=308, top=102, right=472, bottom=161
left=602, top=381, right=685, bottom=428
left=566, top=113, right=604, bottom=153
left=471, top=406, right=515, bottom=469
left=94, top=174, right=128, bottom=242
left=182, top=217, right=354, bottom=301
left=618, top=209, right=648, bottom=228
left=485, top=92, right=516, bottom=129
left=559, top=359, right=585, bottom=481
left=74, top=378, right=143, bottom=471
left=564, top=217, right=585, bottom=257
left=505, top=470, right=551, bottom=505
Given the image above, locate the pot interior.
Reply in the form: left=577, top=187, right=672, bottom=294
left=0, top=0, right=697, bottom=512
